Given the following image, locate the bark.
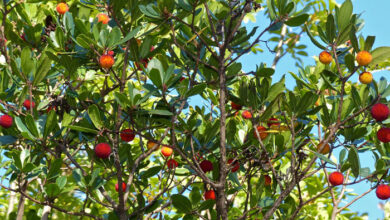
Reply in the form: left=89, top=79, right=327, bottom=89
left=6, top=182, right=17, bottom=217
left=41, top=206, right=52, bottom=220
left=16, top=181, right=28, bottom=220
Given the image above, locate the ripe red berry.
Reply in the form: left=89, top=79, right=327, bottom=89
left=371, top=103, right=389, bottom=122
left=107, top=50, right=114, bottom=56
left=23, top=99, right=35, bottom=110
left=179, top=77, right=185, bottom=82
left=377, top=127, right=390, bottom=143
left=242, top=110, right=252, bottom=119
left=376, top=184, right=390, bottom=200
left=328, top=171, right=344, bottom=186
left=264, top=175, right=272, bottom=186
left=94, top=143, right=111, bottom=159
left=228, top=159, right=240, bottom=172
left=254, top=126, right=268, bottom=140
left=0, top=115, right=13, bottom=128
left=204, top=190, right=216, bottom=200
left=120, top=129, right=135, bottom=142
left=267, top=117, right=280, bottom=128
left=231, top=102, right=242, bottom=111
left=200, top=160, right=213, bottom=173
left=115, top=182, right=126, bottom=192
left=99, top=54, right=115, bottom=69
left=167, top=159, right=178, bottom=169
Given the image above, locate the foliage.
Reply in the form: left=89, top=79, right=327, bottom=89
left=0, top=0, right=390, bottom=219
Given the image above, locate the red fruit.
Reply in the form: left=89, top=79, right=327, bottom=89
left=264, top=175, right=272, bottom=186
left=376, top=184, right=390, bottom=200
left=267, top=117, right=280, bottom=127
left=204, top=190, right=216, bottom=200
left=135, top=58, right=150, bottom=70
left=254, top=126, right=268, bottom=140
left=228, top=159, right=240, bottom=172
left=231, top=102, right=242, bottom=111
left=161, top=146, right=173, bottom=157
left=0, top=115, right=13, bottom=128
left=23, top=99, right=35, bottom=110
left=94, top=143, right=111, bottom=159
left=167, top=159, right=178, bottom=169
left=120, top=129, right=135, bottom=142
left=200, top=160, right=213, bottom=173
left=115, top=182, right=126, bottom=192
left=107, top=50, right=114, bottom=56
left=371, top=103, right=389, bottom=122
left=47, top=106, right=57, bottom=113
left=179, top=77, right=185, bottom=82
left=99, top=54, right=115, bottom=69
left=377, top=127, right=390, bottom=143
left=328, top=172, right=344, bottom=186
left=242, top=110, right=252, bottom=119
left=21, top=34, right=26, bottom=41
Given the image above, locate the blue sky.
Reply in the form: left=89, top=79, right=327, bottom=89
left=239, top=0, right=390, bottom=219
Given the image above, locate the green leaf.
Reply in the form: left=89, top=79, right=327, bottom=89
left=48, top=158, right=62, bottom=180
left=171, top=194, right=192, bottom=213
left=370, top=46, right=390, bottom=66
left=114, top=26, right=141, bottom=46
left=190, top=187, right=201, bottom=205
left=148, top=109, right=173, bottom=116
left=140, top=166, right=161, bottom=179
left=349, top=26, right=359, bottom=52
left=88, top=105, right=103, bottom=129
left=139, top=4, right=161, bottom=19
left=67, top=125, right=98, bottom=134
left=45, top=183, right=60, bottom=198
left=0, top=136, right=17, bottom=146
left=198, top=199, right=215, bottom=211
left=107, top=27, right=121, bottom=48
left=348, top=146, right=360, bottom=177
left=186, top=84, right=206, bottom=97
left=72, top=169, right=86, bottom=188
left=114, top=92, right=130, bottom=108
left=364, top=36, right=375, bottom=51
left=351, top=86, right=361, bottom=107
left=285, top=14, right=309, bottom=27
left=44, top=110, right=57, bottom=139
left=33, top=55, right=51, bottom=86
left=25, top=114, right=39, bottom=138
left=15, top=117, right=34, bottom=140
left=304, top=25, right=326, bottom=50
left=326, top=14, right=336, bottom=42
left=267, top=0, right=277, bottom=20
left=337, top=0, right=353, bottom=32
left=56, top=176, right=67, bottom=190
left=21, top=47, right=34, bottom=76
left=311, top=150, right=337, bottom=166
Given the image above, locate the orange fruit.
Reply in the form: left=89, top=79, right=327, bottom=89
left=254, top=126, right=268, bottom=140
left=317, top=141, right=330, bottom=154
left=359, top=72, right=373, bottom=84
left=99, top=55, right=115, bottom=69
left=97, top=13, right=109, bottom=24
left=56, top=3, right=69, bottom=15
left=356, top=51, right=372, bottom=66
left=319, top=51, right=332, bottom=65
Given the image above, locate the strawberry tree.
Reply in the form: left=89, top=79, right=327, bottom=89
left=1, top=0, right=390, bottom=219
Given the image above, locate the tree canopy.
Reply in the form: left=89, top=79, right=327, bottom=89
left=1, top=0, right=390, bottom=219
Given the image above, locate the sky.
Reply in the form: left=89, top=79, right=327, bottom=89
left=239, top=0, right=390, bottom=219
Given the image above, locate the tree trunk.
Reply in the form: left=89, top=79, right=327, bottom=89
left=41, top=206, right=52, bottom=220
left=16, top=183, right=27, bottom=220
left=6, top=182, right=17, bottom=217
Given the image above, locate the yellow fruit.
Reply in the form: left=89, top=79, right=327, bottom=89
left=356, top=51, right=372, bottom=66
left=359, top=72, right=373, bottom=84
left=317, top=141, right=330, bottom=154
left=147, top=141, right=159, bottom=151
left=319, top=51, right=332, bottom=65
